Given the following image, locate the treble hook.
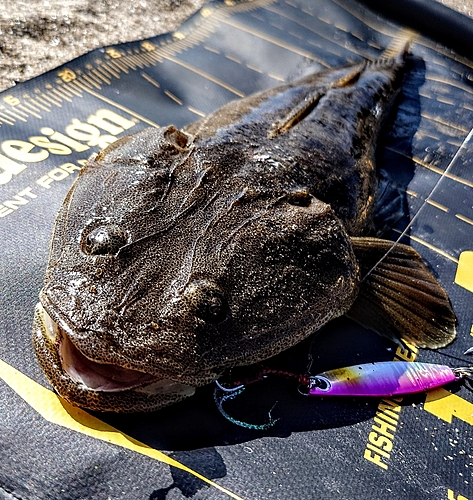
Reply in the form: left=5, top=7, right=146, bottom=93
left=214, top=380, right=278, bottom=430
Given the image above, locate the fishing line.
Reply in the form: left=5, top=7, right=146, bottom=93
left=360, top=127, right=473, bottom=284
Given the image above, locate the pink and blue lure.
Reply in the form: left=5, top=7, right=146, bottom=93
left=215, top=361, right=473, bottom=429
left=305, top=361, right=468, bottom=397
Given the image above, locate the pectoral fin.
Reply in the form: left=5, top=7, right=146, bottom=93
left=347, top=237, right=457, bottom=349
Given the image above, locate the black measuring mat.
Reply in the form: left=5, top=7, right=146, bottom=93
left=1, top=1, right=472, bottom=499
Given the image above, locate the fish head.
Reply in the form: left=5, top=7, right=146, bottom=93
left=34, top=126, right=360, bottom=412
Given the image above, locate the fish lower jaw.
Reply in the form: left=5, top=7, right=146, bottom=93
left=33, top=302, right=195, bottom=407
left=60, top=333, right=160, bottom=393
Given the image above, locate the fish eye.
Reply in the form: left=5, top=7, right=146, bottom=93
left=197, top=291, right=227, bottom=324
left=82, top=224, right=129, bottom=255
left=186, top=280, right=228, bottom=324
left=286, top=189, right=312, bottom=207
left=206, top=295, right=224, bottom=319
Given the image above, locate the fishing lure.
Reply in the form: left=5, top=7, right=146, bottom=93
left=303, top=361, right=472, bottom=397
left=214, top=361, right=473, bottom=429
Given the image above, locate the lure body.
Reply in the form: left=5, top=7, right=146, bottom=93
left=307, top=361, right=458, bottom=397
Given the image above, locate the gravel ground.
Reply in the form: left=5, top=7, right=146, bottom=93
left=0, top=0, right=206, bottom=92
left=0, top=0, right=472, bottom=93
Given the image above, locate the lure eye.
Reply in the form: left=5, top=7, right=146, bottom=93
left=82, top=224, right=129, bottom=255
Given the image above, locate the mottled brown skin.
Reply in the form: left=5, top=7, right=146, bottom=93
left=32, top=55, right=455, bottom=412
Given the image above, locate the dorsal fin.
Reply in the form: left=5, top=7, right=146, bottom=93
left=268, top=64, right=365, bottom=138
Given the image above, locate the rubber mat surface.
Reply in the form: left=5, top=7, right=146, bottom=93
left=0, top=1, right=472, bottom=499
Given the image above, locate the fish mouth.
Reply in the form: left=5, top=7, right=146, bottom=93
left=59, top=331, right=158, bottom=392
left=32, top=302, right=196, bottom=412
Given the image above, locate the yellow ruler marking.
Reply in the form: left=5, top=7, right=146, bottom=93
left=40, top=93, right=62, bottom=107
left=143, top=50, right=162, bottom=64
left=130, top=53, right=148, bottom=68
left=188, top=106, right=206, bottom=117
left=74, top=84, right=160, bottom=128
left=225, top=54, right=242, bottom=64
left=0, top=112, right=15, bottom=125
left=455, top=213, right=473, bottom=226
left=56, top=85, right=75, bottom=99
left=330, top=0, right=398, bottom=38
left=159, top=53, right=245, bottom=98
left=246, top=63, right=263, bottom=74
left=447, top=138, right=463, bottom=147
left=424, top=388, right=473, bottom=426
left=288, top=29, right=303, bottom=40
left=5, top=106, right=28, bottom=118
left=203, top=44, right=220, bottom=54
left=367, top=40, right=383, bottom=50
left=417, top=35, right=473, bottom=71
left=32, top=95, right=52, bottom=109
left=225, top=0, right=277, bottom=14
left=430, top=56, right=451, bottom=71
left=392, top=229, right=458, bottom=263
left=17, top=104, right=41, bottom=120
left=75, top=77, right=94, bottom=90
left=2, top=109, right=27, bottom=122
left=263, top=3, right=363, bottom=63
left=101, top=62, right=121, bottom=79
left=27, top=98, right=50, bottom=112
left=141, top=72, right=161, bottom=88
left=426, top=74, right=473, bottom=95
left=63, top=83, right=83, bottom=98
left=351, top=31, right=365, bottom=42
left=126, top=53, right=144, bottom=69
left=109, top=59, right=129, bottom=74
left=454, top=251, right=473, bottom=292
left=21, top=99, right=43, bottom=114
left=421, top=111, right=470, bottom=134
left=82, top=73, right=102, bottom=89
left=268, top=72, right=285, bottom=82
left=419, top=130, right=441, bottom=141
left=447, top=490, right=469, bottom=500
left=426, top=199, right=449, bottom=212
left=94, top=64, right=113, bottom=80
left=387, top=147, right=473, bottom=189
left=269, top=20, right=285, bottom=31
left=92, top=68, right=112, bottom=85
left=121, top=56, right=137, bottom=70
left=122, top=56, right=137, bottom=71
left=218, top=15, right=329, bottom=67
left=382, top=29, right=417, bottom=58
left=51, top=88, right=72, bottom=103
left=139, top=52, right=158, bottom=66
left=436, top=96, right=456, bottom=106
left=44, top=90, right=63, bottom=105
left=164, top=89, right=183, bottom=106
left=250, top=11, right=266, bottom=23
left=0, top=359, right=245, bottom=500
left=334, top=22, right=349, bottom=33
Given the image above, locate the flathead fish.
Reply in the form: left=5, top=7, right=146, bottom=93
left=33, top=52, right=456, bottom=412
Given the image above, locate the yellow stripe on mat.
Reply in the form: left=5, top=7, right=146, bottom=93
left=0, top=358, right=245, bottom=500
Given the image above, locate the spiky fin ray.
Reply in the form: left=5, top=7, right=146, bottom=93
left=347, top=237, right=457, bottom=348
